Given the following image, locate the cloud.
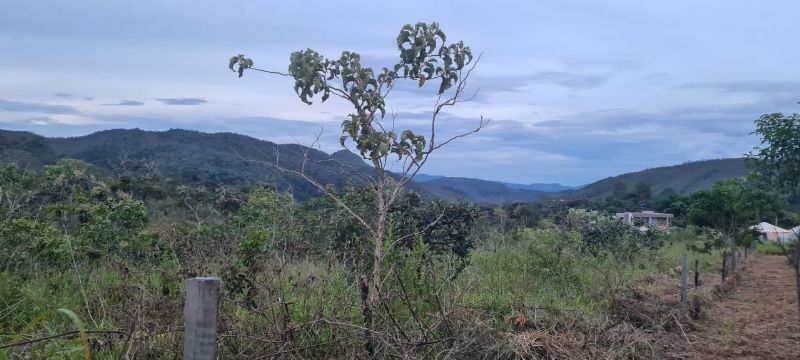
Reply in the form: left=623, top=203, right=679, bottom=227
left=475, top=71, right=609, bottom=92
left=155, top=97, right=207, bottom=105
left=103, top=99, right=144, bottom=106
left=0, top=98, right=79, bottom=114
left=674, top=80, right=800, bottom=94
left=23, top=115, right=103, bottom=126
left=53, top=92, right=73, bottom=98
left=25, top=117, right=54, bottom=125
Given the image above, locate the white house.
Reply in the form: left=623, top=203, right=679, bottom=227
left=751, top=222, right=795, bottom=244
left=614, top=211, right=673, bottom=229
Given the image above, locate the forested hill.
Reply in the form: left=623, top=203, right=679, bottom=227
left=0, top=128, right=549, bottom=203
left=550, top=158, right=750, bottom=201
left=417, top=177, right=546, bottom=204
left=0, top=128, right=374, bottom=199
left=0, top=128, right=749, bottom=203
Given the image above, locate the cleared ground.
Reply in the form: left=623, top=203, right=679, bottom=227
left=668, top=255, right=800, bottom=359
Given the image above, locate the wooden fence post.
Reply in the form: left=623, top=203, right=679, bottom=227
left=184, top=277, right=222, bottom=360
left=680, top=254, right=688, bottom=314
left=694, top=258, right=700, bottom=287
left=721, top=252, right=728, bottom=282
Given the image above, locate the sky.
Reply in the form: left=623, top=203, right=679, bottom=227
left=1, top=1, right=799, bottom=186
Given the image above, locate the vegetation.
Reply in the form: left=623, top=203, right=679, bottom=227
left=0, top=155, right=772, bottom=358
left=748, top=112, right=800, bottom=319
left=552, top=158, right=749, bottom=202
left=0, top=160, right=736, bottom=358
left=749, top=113, right=800, bottom=202
left=0, top=129, right=752, bottom=205
left=0, top=87, right=792, bottom=360
left=0, top=19, right=795, bottom=360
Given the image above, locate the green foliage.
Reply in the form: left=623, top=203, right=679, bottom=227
left=0, top=218, right=64, bottom=270
left=390, top=196, right=480, bottom=258
left=228, top=54, right=253, bottom=77
left=0, top=156, right=744, bottom=358
left=231, top=22, right=473, bottom=165
left=580, top=213, right=664, bottom=261
left=749, top=113, right=800, bottom=200
left=465, top=227, right=636, bottom=322
left=686, top=176, right=785, bottom=245
left=757, top=241, right=788, bottom=255
left=77, top=196, right=147, bottom=253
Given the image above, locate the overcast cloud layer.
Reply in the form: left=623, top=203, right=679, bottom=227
left=1, top=0, right=798, bottom=185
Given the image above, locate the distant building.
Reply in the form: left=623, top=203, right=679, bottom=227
left=751, top=222, right=795, bottom=244
left=614, top=211, right=673, bottom=229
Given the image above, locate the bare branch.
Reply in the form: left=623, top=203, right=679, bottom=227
left=249, top=67, right=291, bottom=77
left=230, top=146, right=377, bottom=237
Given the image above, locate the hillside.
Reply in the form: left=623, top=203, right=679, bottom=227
left=551, top=158, right=750, bottom=200
left=0, top=128, right=373, bottom=199
left=0, top=129, right=749, bottom=204
left=503, top=182, right=577, bottom=192
left=0, top=128, right=544, bottom=204
left=420, top=177, right=546, bottom=204
left=414, top=174, right=577, bottom=193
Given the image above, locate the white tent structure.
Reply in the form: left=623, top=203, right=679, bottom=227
left=751, top=222, right=795, bottom=244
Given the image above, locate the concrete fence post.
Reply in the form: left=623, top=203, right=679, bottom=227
left=680, top=254, right=688, bottom=314
left=184, top=277, right=222, bottom=360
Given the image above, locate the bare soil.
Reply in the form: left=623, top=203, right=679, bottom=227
left=666, top=255, right=800, bottom=359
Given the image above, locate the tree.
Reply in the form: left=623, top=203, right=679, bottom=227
left=685, top=176, right=784, bottom=247
left=633, top=180, right=652, bottom=204
left=749, top=112, right=800, bottom=319
left=749, top=113, right=800, bottom=202
left=229, top=22, right=486, bottom=353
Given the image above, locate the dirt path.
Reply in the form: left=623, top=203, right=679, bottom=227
left=670, top=255, right=800, bottom=359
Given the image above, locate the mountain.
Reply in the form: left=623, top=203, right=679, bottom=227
left=0, top=129, right=750, bottom=204
left=419, top=177, right=545, bottom=204
left=503, top=182, right=578, bottom=192
left=550, top=158, right=750, bottom=201
left=413, top=173, right=577, bottom=193
left=0, top=128, right=373, bottom=199
left=411, top=174, right=445, bottom=182
left=0, top=128, right=542, bottom=204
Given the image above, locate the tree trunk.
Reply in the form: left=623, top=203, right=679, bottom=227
left=363, top=167, right=387, bottom=356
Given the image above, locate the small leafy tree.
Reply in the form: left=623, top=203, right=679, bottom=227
left=229, top=22, right=486, bottom=352
left=749, top=112, right=800, bottom=319
left=749, top=113, right=800, bottom=202
left=686, top=176, right=784, bottom=247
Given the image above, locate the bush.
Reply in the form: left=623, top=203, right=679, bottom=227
left=757, top=241, right=787, bottom=255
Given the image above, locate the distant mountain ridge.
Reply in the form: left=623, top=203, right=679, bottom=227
left=418, top=177, right=546, bottom=204
left=0, top=128, right=367, bottom=199
left=0, top=128, right=750, bottom=204
left=413, top=173, right=578, bottom=193
left=0, top=128, right=545, bottom=203
left=549, top=158, right=750, bottom=201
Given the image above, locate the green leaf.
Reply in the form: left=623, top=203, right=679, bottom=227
left=57, top=308, right=90, bottom=360
left=229, top=56, right=238, bottom=71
